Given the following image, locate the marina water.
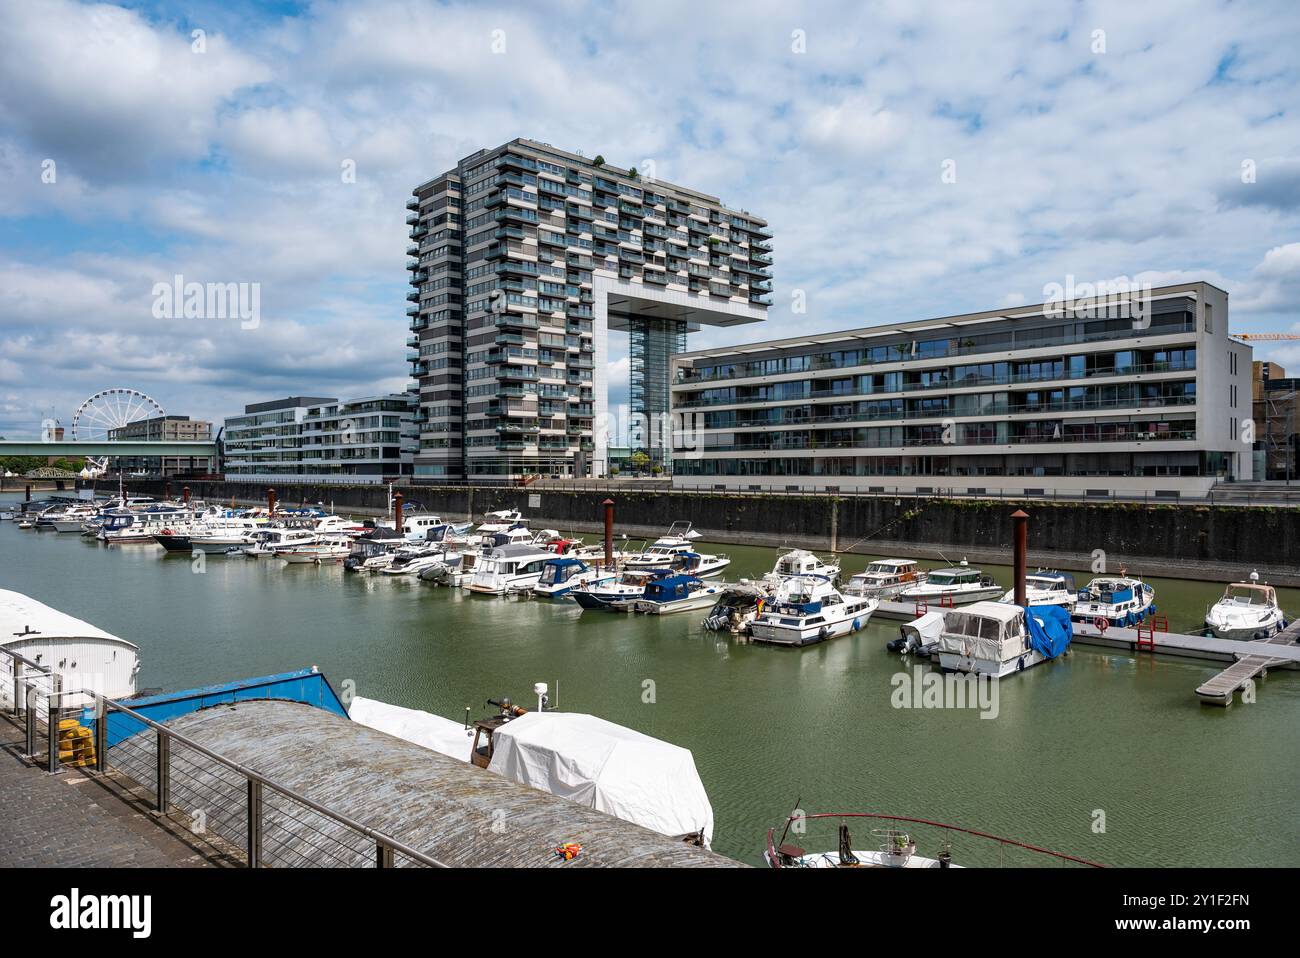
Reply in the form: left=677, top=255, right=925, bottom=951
left=2, top=520, right=1296, bottom=866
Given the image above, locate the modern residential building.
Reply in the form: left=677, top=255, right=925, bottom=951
left=107, top=415, right=214, bottom=476
left=407, top=138, right=770, bottom=482
left=670, top=281, right=1251, bottom=498
left=222, top=395, right=415, bottom=484
left=1251, top=360, right=1298, bottom=481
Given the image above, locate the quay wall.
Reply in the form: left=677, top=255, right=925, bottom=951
left=100, top=480, right=1300, bottom=584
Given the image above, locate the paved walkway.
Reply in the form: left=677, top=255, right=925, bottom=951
left=0, top=715, right=227, bottom=867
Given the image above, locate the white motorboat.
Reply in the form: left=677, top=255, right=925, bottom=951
left=631, top=574, right=728, bottom=615
left=344, top=529, right=406, bottom=572
left=380, top=545, right=449, bottom=577
left=275, top=541, right=351, bottom=564
left=898, top=563, right=1001, bottom=607
left=843, top=559, right=927, bottom=599
left=1071, top=574, right=1156, bottom=628
left=243, top=528, right=319, bottom=557
left=624, top=522, right=714, bottom=570
left=1205, top=577, right=1286, bottom=641
left=749, top=575, right=878, bottom=647
left=531, top=557, right=616, bottom=599
left=401, top=513, right=446, bottom=543
left=153, top=516, right=266, bottom=554
left=466, top=544, right=556, bottom=594
left=702, top=581, right=777, bottom=634
left=935, top=601, right=1072, bottom=677
left=771, top=549, right=840, bottom=582
left=418, top=551, right=478, bottom=587
left=1000, top=570, right=1077, bottom=610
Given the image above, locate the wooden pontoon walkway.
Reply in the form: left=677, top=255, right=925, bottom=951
left=873, top=599, right=1300, bottom=705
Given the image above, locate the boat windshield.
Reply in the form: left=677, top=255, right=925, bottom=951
left=1224, top=586, right=1269, bottom=605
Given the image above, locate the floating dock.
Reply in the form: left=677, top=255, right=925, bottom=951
left=874, top=599, right=1300, bottom=705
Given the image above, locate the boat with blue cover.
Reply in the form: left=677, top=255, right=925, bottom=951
left=571, top=569, right=663, bottom=611
left=1071, top=574, right=1156, bottom=627
left=631, top=574, right=728, bottom=615
left=936, top=602, right=1072, bottom=677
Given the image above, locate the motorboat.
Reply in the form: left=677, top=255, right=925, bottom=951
left=936, top=602, right=1072, bottom=677
left=702, top=581, right=776, bottom=634
left=275, top=541, right=351, bottom=564
left=898, top=563, right=1001, bottom=607
left=98, top=506, right=194, bottom=544
left=625, top=522, right=707, bottom=570
left=1071, top=574, right=1156, bottom=627
left=401, top=513, right=446, bottom=543
left=631, top=574, right=728, bottom=615
left=1000, top=570, right=1077, bottom=610
left=571, top=570, right=661, bottom=611
left=466, top=509, right=527, bottom=546
left=417, top=551, right=478, bottom=587
left=47, top=504, right=101, bottom=533
left=379, top=545, right=449, bottom=577
left=665, top=549, right=731, bottom=579
left=466, top=544, right=556, bottom=594
left=771, top=549, right=840, bottom=582
left=344, top=528, right=406, bottom=572
left=153, top=516, right=266, bottom=554
left=887, top=609, right=948, bottom=656
left=242, top=528, right=320, bottom=557
left=531, top=557, right=616, bottom=599
left=1205, top=576, right=1286, bottom=641
left=764, top=810, right=1101, bottom=869
left=843, top=559, right=927, bottom=599
left=749, top=575, right=878, bottom=647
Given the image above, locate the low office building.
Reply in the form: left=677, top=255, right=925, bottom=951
left=222, top=395, right=415, bottom=484
left=670, top=281, right=1250, bottom=498
left=108, top=415, right=214, bottom=476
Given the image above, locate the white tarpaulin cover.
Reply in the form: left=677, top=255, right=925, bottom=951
left=488, top=711, right=714, bottom=847
left=348, top=697, right=476, bottom=763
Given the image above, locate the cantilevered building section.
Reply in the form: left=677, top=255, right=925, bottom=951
left=406, top=138, right=770, bottom=481
left=670, top=281, right=1252, bottom=498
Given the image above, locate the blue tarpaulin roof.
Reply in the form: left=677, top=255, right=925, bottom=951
left=1023, top=605, right=1072, bottom=659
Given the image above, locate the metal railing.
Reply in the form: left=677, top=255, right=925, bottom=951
left=0, top=646, right=445, bottom=869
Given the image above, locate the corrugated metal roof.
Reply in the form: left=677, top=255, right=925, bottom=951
left=109, top=700, right=740, bottom=868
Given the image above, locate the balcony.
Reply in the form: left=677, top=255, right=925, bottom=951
left=406, top=244, right=420, bottom=256
left=406, top=212, right=420, bottom=225
left=406, top=198, right=420, bottom=211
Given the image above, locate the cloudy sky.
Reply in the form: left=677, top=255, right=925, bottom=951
left=1, top=0, right=1298, bottom=437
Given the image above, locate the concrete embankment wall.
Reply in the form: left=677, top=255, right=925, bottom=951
left=101, top=480, right=1299, bottom=585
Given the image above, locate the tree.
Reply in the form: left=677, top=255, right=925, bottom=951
left=593, top=155, right=605, bottom=167
left=629, top=450, right=651, bottom=474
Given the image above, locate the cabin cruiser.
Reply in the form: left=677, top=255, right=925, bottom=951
left=843, top=559, right=927, bottom=599
left=1071, top=574, right=1155, bottom=627
left=1205, top=577, right=1286, bottom=641
left=465, top=509, right=527, bottom=546
left=772, top=549, right=840, bottom=582
left=466, top=544, right=555, bottom=595
left=898, top=563, right=1001, bottom=606
left=343, top=528, right=406, bottom=572
left=571, top=570, right=662, bottom=611
left=625, top=522, right=730, bottom=576
left=275, top=540, right=351, bottom=564
left=242, top=527, right=320, bottom=557
left=1000, top=570, right=1077, bottom=610
left=379, top=544, right=449, bottom=577
left=631, top=574, right=728, bottom=615
left=153, top=516, right=266, bottom=554
left=936, top=601, right=1072, bottom=677
left=531, top=557, right=615, bottom=599
left=401, top=513, right=445, bottom=543
left=98, top=507, right=194, bottom=544
left=47, top=504, right=101, bottom=533
left=750, top=575, right=878, bottom=647
left=417, top=551, right=478, bottom=587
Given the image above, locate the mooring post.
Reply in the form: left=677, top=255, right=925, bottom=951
left=603, top=498, right=614, bottom=569
left=394, top=492, right=404, bottom=533
left=182, top=486, right=191, bottom=506
left=25, top=484, right=31, bottom=502
left=829, top=498, right=839, bottom=553
left=267, top=487, right=277, bottom=515
left=1012, top=509, right=1028, bottom=606
left=164, top=480, right=171, bottom=501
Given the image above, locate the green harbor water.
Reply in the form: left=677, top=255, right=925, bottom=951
left=2, top=519, right=1297, bottom=867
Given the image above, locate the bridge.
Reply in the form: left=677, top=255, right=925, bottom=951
left=0, top=440, right=219, bottom=457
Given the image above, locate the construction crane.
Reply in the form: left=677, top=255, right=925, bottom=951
left=1230, top=333, right=1300, bottom=341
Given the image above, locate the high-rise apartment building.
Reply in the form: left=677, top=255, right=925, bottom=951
left=407, top=138, right=770, bottom=481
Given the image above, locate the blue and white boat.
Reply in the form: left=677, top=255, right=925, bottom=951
left=571, top=570, right=661, bottom=611
left=631, top=574, right=728, bottom=615
left=1071, top=575, right=1156, bottom=627
left=749, top=575, right=878, bottom=647
left=1000, top=570, right=1077, bottom=611
left=532, top=557, right=616, bottom=599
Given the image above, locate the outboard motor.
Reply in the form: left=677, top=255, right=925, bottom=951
left=837, top=824, right=859, bottom=866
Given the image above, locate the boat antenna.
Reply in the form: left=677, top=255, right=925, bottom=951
left=778, top=796, right=802, bottom=850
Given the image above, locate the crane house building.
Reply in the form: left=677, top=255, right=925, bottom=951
left=669, top=281, right=1251, bottom=498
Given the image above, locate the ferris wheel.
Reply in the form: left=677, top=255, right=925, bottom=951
left=72, top=388, right=165, bottom=475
